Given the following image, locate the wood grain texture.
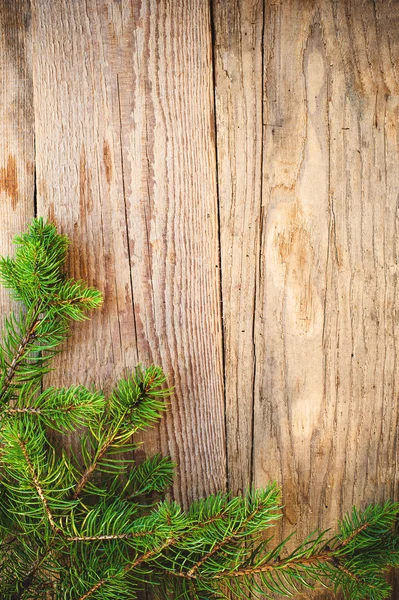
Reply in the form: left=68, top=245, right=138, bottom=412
left=250, top=3, right=399, bottom=598
left=2, top=0, right=399, bottom=598
left=0, top=0, right=35, bottom=311
left=31, top=0, right=225, bottom=508
left=212, top=0, right=264, bottom=495
left=118, top=0, right=226, bottom=506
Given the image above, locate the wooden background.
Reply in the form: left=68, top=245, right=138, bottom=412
left=1, top=0, right=399, bottom=598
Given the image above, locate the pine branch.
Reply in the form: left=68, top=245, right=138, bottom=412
left=0, top=303, right=42, bottom=403
left=124, top=454, right=175, bottom=498
left=70, top=419, right=135, bottom=499
left=10, top=538, right=57, bottom=600
left=65, top=531, right=156, bottom=542
left=78, top=578, right=106, bottom=600
left=72, top=436, right=115, bottom=500
left=17, top=436, right=58, bottom=531
left=0, top=220, right=102, bottom=405
left=72, top=366, right=169, bottom=499
left=165, top=550, right=333, bottom=580
left=185, top=490, right=278, bottom=578
left=77, top=537, right=176, bottom=600
left=1, top=385, right=105, bottom=433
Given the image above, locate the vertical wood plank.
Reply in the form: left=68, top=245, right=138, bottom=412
left=252, top=4, right=399, bottom=600
left=212, top=0, right=264, bottom=495
left=0, top=0, right=35, bottom=312
left=254, top=0, right=329, bottom=531
left=31, top=0, right=225, bottom=511
left=118, top=0, right=226, bottom=505
left=32, top=0, right=138, bottom=394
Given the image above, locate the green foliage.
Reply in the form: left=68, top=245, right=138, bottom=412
left=0, top=219, right=102, bottom=406
left=0, top=218, right=398, bottom=600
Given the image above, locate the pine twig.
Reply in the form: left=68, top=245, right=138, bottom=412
left=17, top=437, right=58, bottom=532
left=76, top=537, right=176, bottom=600
left=0, top=304, right=42, bottom=403
left=186, top=498, right=270, bottom=578
left=72, top=436, right=115, bottom=500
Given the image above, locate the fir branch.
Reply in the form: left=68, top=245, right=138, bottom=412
left=77, top=537, right=176, bottom=600
left=4, top=403, right=96, bottom=416
left=340, top=523, right=370, bottom=548
left=186, top=497, right=271, bottom=578
left=166, top=551, right=335, bottom=580
left=78, top=577, right=106, bottom=600
left=124, top=454, right=175, bottom=498
left=17, top=437, right=58, bottom=532
left=334, top=561, right=362, bottom=585
left=0, top=218, right=102, bottom=406
left=72, top=436, right=115, bottom=500
left=1, top=385, right=105, bottom=433
left=10, top=539, right=57, bottom=600
left=0, top=304, right=42, bottom=403
left=72, top=367, right=169, bottom=499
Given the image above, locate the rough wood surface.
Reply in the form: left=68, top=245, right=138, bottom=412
left=214, top=0, right=399, bottom=597
left=213, top=0, right=264, bottom=497
left=0, top=0, right=35, bottom=312
left=251, top=3, right=399, bottom=598
left=1, top=1, right=399, bottom=598
left=31, top=0, right=226, bottom=508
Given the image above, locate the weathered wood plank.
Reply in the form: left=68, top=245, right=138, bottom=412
left=31, top=0, right=138, bottom=396
left=0, top=0, right=35, bottom=311
left=212, top=0, right=264, bottom=495
left=251, top=2, right=399, bottom=598
left=117, top=0, right=226, bottom=506
left=31, top=0, right=225, bottom=509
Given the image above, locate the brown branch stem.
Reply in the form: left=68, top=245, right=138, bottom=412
left=186, top=499, right=273, bottom=578
left=72, top=436, right=114, bottom=499
left=4, top=403, right=91, bottom=415
left=66, top=530, right=156, bottom=542
left=77, top=537, right=176, bottom=600
left=0, top=305, right=42, bottom=403
left=339, top=522, right=370, bottom=548
left=167, top=550, right=336, bottom=581
left=18, top=437, right=58, bottom=531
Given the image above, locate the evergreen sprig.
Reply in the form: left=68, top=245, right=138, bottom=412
left=0, top=218, right=397, bottom=599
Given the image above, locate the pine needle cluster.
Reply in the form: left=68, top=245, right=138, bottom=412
left=0, top=218, right=398, bottom=600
